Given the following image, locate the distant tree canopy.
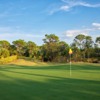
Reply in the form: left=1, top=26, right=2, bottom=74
left=96, top=37, right=100, bottom=47
left=43, top=34, right=59, bottom=43
left=26, top=41, right=38, bottom=58
left=0, top=40, right=10, bottom=49
left=0, top=34, right=99, bottom=63
left=12, top=39, right=26, bottom=56
left=0, top=48, right=10, bottom=58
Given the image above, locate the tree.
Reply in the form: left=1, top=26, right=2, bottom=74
left=42, top=34, right=59, bottom=61
left=74, top=34, right=86, bottom=49
left=96, top=37, right=100, bottom=47
left=43, top=34, right=59, bottom=43
left=58, top=41, right=69, bottom=56
left=83, top=36, right=93, bottom=61
left=42, top=42, right=59, bottom=62
left=26, top=41, right=38, bottom=58
left=84, top=36, right=93, bottom=48
left=71, top=42, right=81, bottom=61
left=9, top=45, right=17, bottom=55
left=0, top=40, right=10, bottom=49
left=73, top=34, right=86, bottom=61
left=12, top=39, right=26, bottom=56
left=0, top=34, right=99, bottom=63
left=0, top=48, right=10, bottom=58
left=94, top=37, right=100, bottom=58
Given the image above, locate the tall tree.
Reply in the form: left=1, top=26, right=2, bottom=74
left=12, top=39, right=26, bottom=56
left=58, top=41, right=69, bottom=56
left=43, top=34, right=59, bottom=61
left=73, top=34, right=86, bottom=61
left=94, top=37, right=100, bottom=58
left=0, top=40, right=10, bottom=49
left=43, top=34, right=59, bottom=43
left=71, top=42, right=81, bottom=61
left=9, top=45, right=17, bottom=55
left=74, top=34, right=86, bottom=49
left=96, top=37, right=100, bottom=47
left=26, top=41, right=38, bottom=58
left=84, top=36, right=93, bottom=60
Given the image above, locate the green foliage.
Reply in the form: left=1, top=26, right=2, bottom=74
left=43, top=34, right=59, bottom=43
left=9, top=45, right=17, bottom=55
left=96, top=36, right=100, bottom=44
left=26, top=41, right=38, bottom=58
left=42, top=43, right=59, bottom=61
left=42, top=34, right=70, bottom=62
left=42, top=34, right=60, bottom=61
left=71, top=42, right=81, bottom=61
left=72, top=34, right=98, bottom=62
left=0, top=48, right=10, bottom=58
left=74, top=34, right=86, bottom=49
left=12, top=39, right=26, bottom=56
left=58, top=41, right=69, bottom=57
left=95, top=36, right=100, bottom=48
left=84, top=36, right=93, bottom=48
left=0, top=33, right=99, bottom=63
left=0, top=40, right=10, bottom=49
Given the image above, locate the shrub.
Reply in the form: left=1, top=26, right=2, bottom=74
left=0, top=48, right=10, bottom=58
left=53, top=56, right=67, bottom=63
left=0, top=55, right=17, bottom=64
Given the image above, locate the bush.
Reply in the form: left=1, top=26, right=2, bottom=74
left=53, top=56, right=67, bottom=63
left=83, top=58, right=99, bottom=63
left=0, top=55, right=17, bottom=64
left=92, top=58, right=99, bottom=63
left=0, top=48, right=10, bottom=58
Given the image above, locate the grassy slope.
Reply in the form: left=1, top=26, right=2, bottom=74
left=0, top=62, right=100, bottom=100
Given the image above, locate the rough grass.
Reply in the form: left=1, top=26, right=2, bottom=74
left=0, top=62, right=100, bottom=100
left=9, top=59, right=48, bottom=66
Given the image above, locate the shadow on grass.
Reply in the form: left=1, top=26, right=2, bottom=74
left=0, top=64, right=100, bottom=71
left=0, top=73, right=100, bottom=100
left=0, top=68, right=62, bottom=79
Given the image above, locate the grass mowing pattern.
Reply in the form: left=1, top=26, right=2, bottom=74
left=0, top=63, right=100, bottom=100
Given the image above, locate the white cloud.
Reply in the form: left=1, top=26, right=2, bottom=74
left=60, top=5, right=70, bottom=11
left=92, top=23, right=100, bottom=27
left=65, top=22, right=100, bottom=37
left=49, top=0, right=100, bottom=14
left=92, top=23, right=100, bottom=30
left=62, top=0, right=100, bottom=7
left=0, top=32, right=44, bottom=45
left=79, top=2, right=100, bottom=8
left=65, top=29, right=88, bottom=37
left=0, top=27, right=44, bottom=45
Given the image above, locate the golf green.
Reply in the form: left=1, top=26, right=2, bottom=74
left=0, top=63, right=100, bottom=100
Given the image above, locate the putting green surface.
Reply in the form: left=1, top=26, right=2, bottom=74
left=0, top=63, right=100, bottom=100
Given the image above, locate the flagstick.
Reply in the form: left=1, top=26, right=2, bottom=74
left=69, top=48, right=73, bottom=77
left=70, top=54, right=72, bottom=77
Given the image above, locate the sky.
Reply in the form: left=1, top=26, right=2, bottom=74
left=0, top=0, right=100, bottom=45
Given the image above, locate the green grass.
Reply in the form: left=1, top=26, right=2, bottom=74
left=0, top=63, right=100, bottom=100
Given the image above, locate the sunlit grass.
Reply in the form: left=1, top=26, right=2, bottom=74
left=9, top=59, right=48, bottom=66
left=0, top=63, right=100, bottom=100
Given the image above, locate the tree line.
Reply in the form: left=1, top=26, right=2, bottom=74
left=0, top=34, right=100, bottom=63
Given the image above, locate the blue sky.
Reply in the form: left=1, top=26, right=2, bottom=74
left=0, top=0, right=100, bottom=45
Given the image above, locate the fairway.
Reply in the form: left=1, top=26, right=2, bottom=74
left=0, top=63, right=100, bottom=100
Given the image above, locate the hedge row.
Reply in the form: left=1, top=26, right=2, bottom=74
left=0, top=55, right=17, bottom=64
